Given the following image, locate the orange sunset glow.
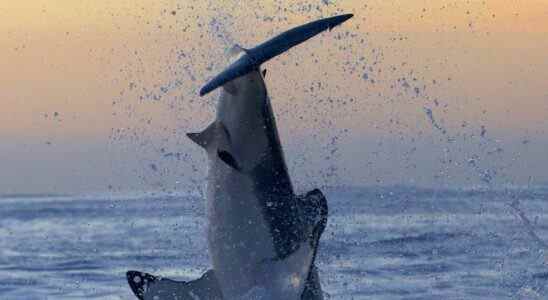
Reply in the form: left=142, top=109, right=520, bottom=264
left=1, top=1, right=547, bottom=193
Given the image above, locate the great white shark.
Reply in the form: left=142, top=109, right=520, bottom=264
left=127, top=14, right=353, bottom=300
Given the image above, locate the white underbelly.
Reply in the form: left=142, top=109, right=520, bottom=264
left=206, top=162, right=277, bottom=298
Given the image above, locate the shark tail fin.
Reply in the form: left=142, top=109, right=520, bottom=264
left=126, top=269, right=222, bottom=300
left=187, top=121, right=217, bottom=149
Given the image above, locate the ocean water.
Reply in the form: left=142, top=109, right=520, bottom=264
left=1, top=187, right=548, bottom=299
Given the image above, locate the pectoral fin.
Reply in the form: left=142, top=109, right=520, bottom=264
left=301, top=266, right=324, bottom=300
left=298, top=189, right=328, bottom=247
left=127, top=269, right=223, bottom=300
left=296, top=189, right=328, bottom=299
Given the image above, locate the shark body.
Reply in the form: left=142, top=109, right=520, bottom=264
left=127, top=13, right=353, bottom=300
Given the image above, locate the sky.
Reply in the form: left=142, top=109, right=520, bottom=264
left=1, top=0, right=547, bottom=195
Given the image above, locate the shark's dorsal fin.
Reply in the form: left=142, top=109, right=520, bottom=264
left=127, top=269, right=223, bottom=300
left=187, top=121, right=217, bottom=149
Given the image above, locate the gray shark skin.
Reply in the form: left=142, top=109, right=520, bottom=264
left=127, top=13, right=352, bottom=300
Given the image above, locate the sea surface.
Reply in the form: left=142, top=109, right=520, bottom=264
left=1, top=186, right=548, bottom=299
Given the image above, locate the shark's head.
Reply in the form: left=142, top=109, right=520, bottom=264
left=214, top=63, right=270, bottom=172
left=187, top=50, right=270, bottom=171
left=190, top=14, right=353, bottom=171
